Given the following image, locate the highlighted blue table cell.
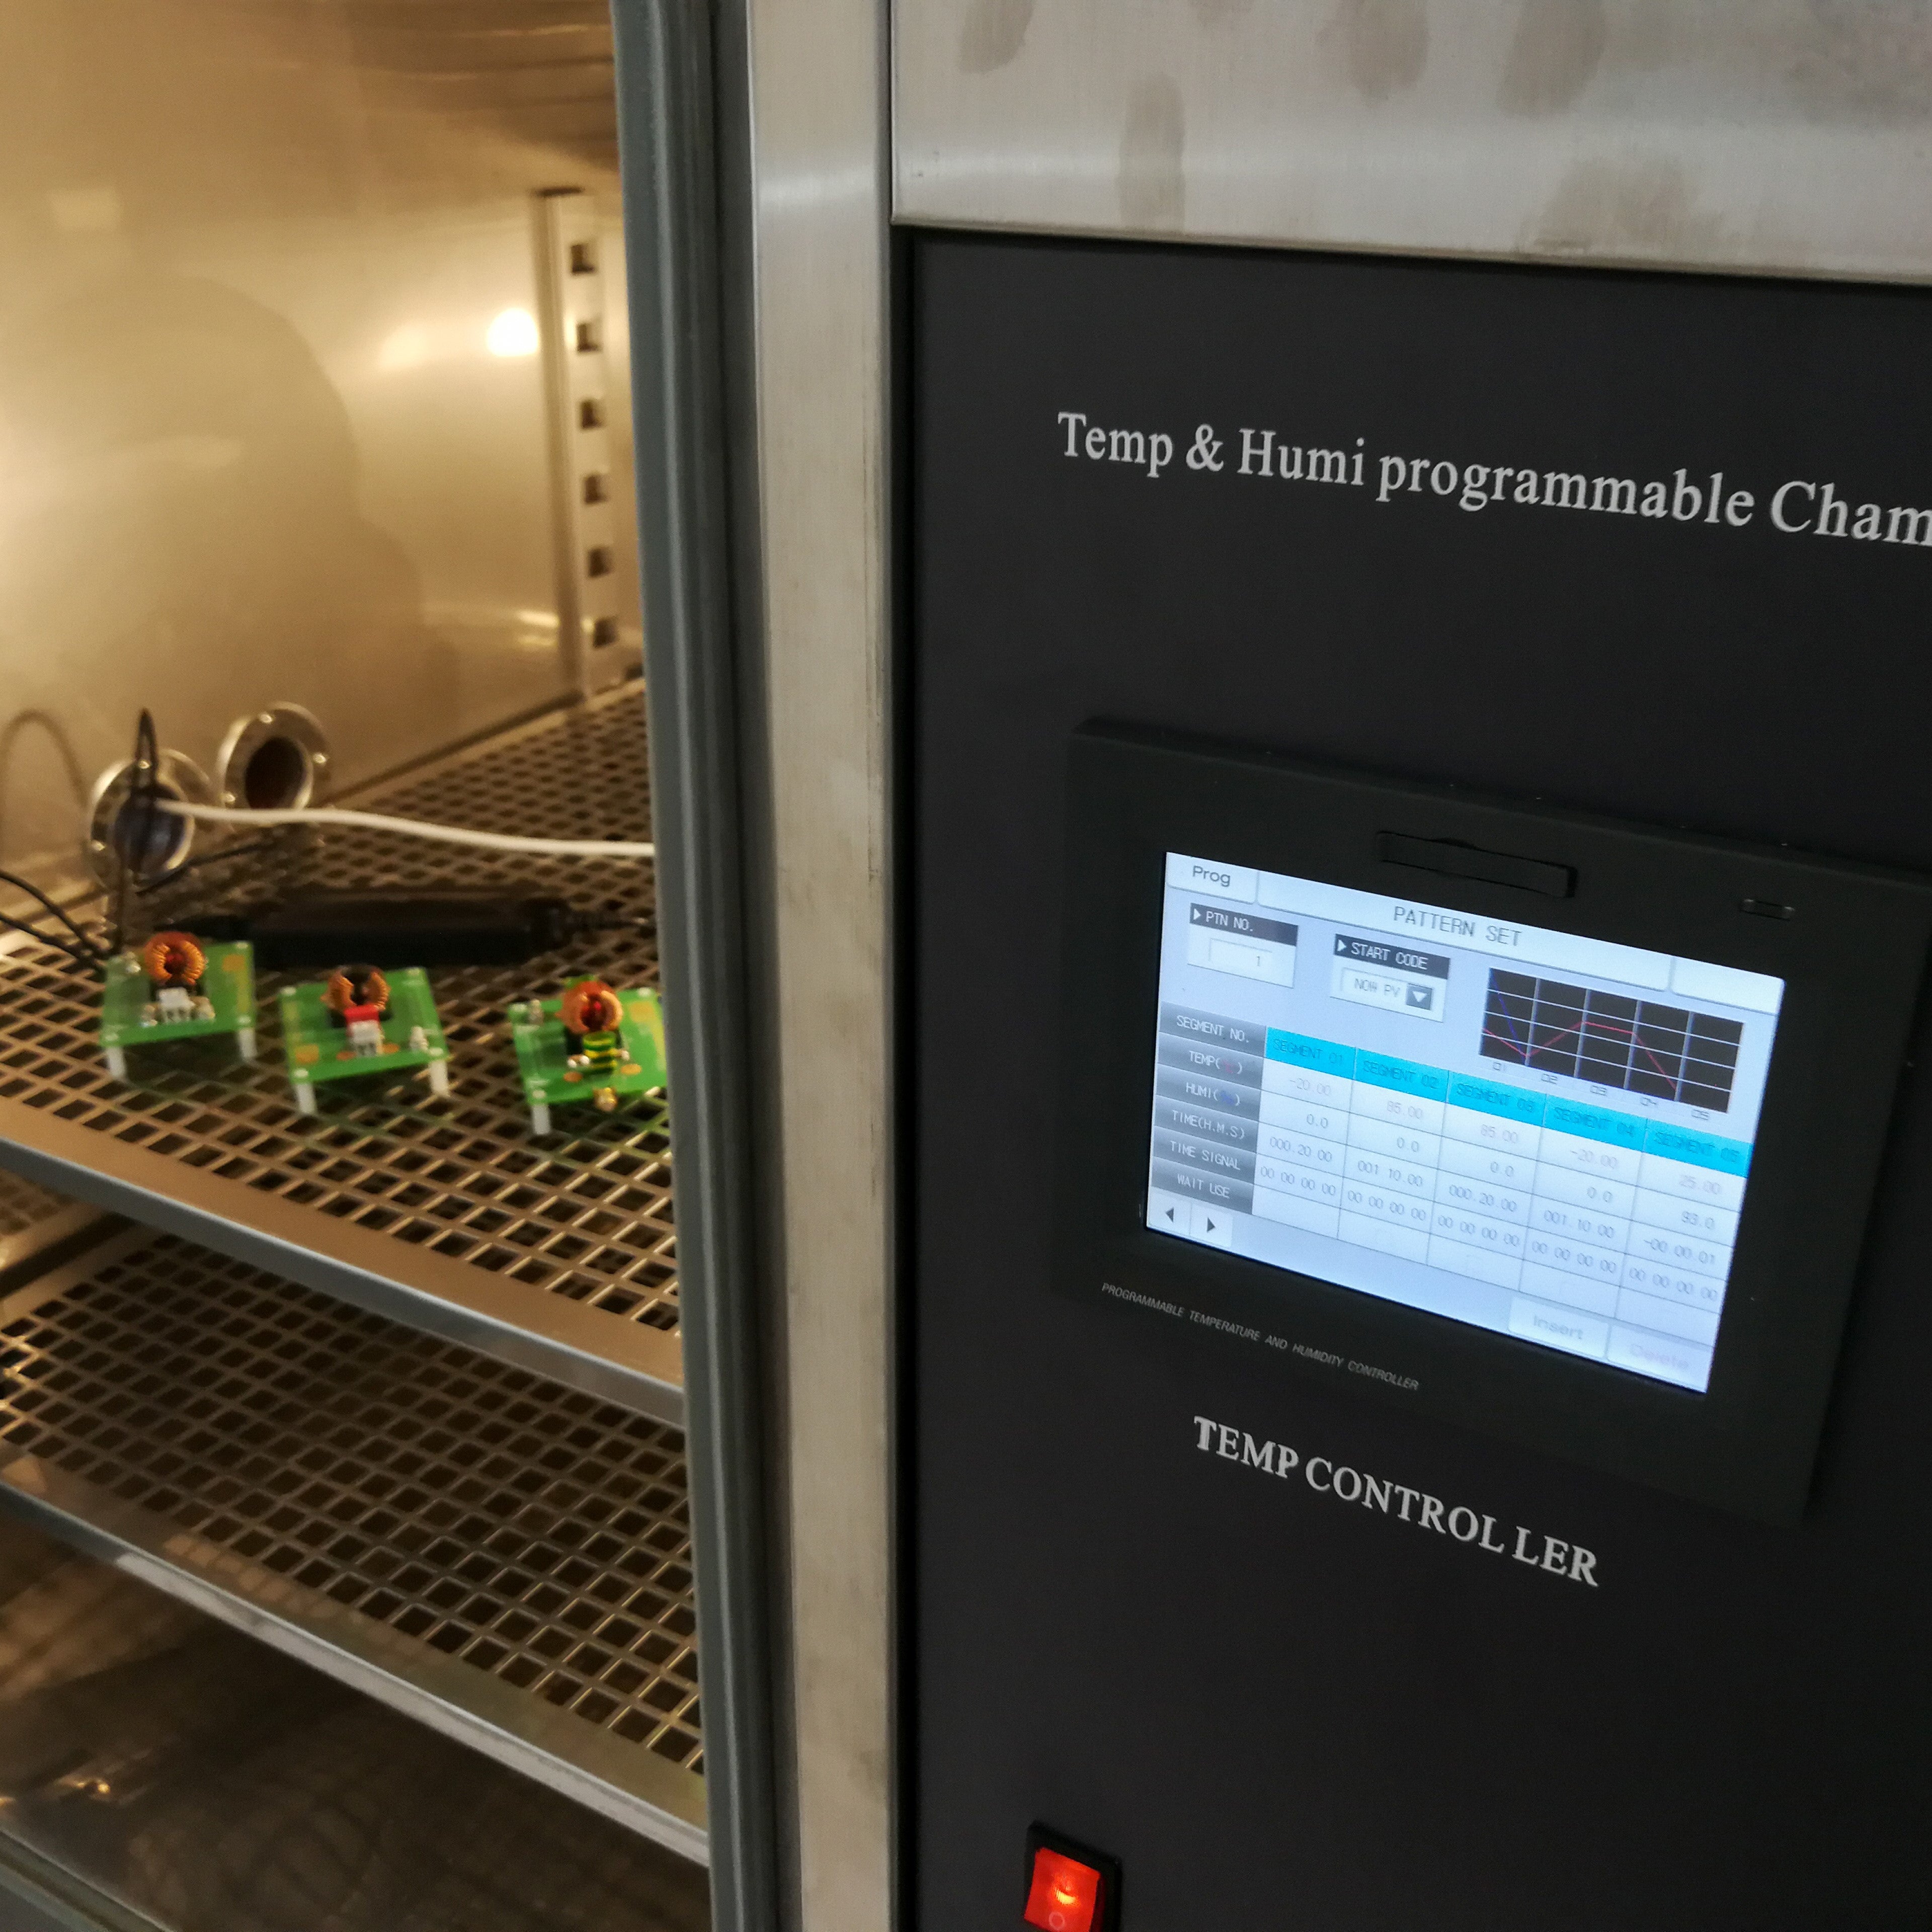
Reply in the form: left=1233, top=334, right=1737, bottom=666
left=1543, top=1099, right=1647, bottom=1152
left=1447, top=1075, right=1546, bottom=1128
left=1266, top=1029, right=1356, bottom=1079
left=1353, top=1050, right=1450, bottom=1103
left=1645, top=1122, right=1752, bottom=1176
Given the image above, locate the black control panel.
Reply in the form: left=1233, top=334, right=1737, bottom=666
left=1056, top=725, right=1930, bottom=1522
left=909, top=233, right=1932, bottom=1929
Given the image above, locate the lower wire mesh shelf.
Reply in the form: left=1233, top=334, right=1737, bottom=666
left=0, top=1513, right=711, bottom=1932
left=0, top=690, right=681, bottom=1419
left=0, top=1226, right=706, bottom=1863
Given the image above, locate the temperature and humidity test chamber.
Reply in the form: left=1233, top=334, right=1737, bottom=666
left=3, top=4, right=1932, bottom=1932
left=627, top=4, right=1932, bottom=1932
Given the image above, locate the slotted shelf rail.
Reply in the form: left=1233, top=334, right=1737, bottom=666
left=0, top=691, right=681, bottom=1419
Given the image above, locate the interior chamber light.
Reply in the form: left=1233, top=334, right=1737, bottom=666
left=486, top=308, right=541, bottom=357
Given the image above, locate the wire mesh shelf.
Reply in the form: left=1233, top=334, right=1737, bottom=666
left=0, top=1224, right=706, bottom=1861
left=0, top=691, right=683, bottom=1418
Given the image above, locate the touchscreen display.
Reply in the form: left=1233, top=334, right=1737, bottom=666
left=1146, top=854, right=1785, bottom=1392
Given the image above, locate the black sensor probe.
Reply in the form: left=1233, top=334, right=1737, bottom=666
left=180, top=890, right=646, bottom=970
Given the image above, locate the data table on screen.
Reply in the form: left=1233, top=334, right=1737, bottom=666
left=1144, top=854, right=1782, bottom=1394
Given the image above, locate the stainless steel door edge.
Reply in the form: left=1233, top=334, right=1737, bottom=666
left=612, top=0, right=781, bottom=1926
left=894, top=0, right=1932, bottom=280
left=725, top=0, right=898, bottom=1919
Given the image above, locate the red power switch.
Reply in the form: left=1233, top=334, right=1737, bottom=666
left=1022, top=1825, right=1118, bottom=1932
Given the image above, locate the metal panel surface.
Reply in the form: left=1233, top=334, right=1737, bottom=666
left=894, top=0, right=1932, bottom=279
left=738, top=0, right=897, bottom=1924
left=611, top=0, right=781, bottom=1927
left=0, top=1176, right=98, bottom=1285
left=0, top=0, right=643, bottom=889
left=905, top=228, right=1932, bottom=1932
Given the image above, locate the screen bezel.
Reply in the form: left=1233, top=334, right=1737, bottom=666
left=1056, top=723, right=1932, bottom=1521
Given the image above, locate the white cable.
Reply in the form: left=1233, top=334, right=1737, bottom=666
left=154, top=799, right=654, bottom=861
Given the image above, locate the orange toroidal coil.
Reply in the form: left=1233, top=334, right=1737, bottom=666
left=323, top=965, right=390, bottom=1017
left=559, top=978, right=622, bottom=1036
left=141, top=931, right=206, bottom=989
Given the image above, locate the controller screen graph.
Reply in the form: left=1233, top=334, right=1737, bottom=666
left=1480, top=970, right=1741, bottom=1112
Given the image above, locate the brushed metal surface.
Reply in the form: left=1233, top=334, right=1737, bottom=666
left=0, top=0, right=642, bottom=887
left=740, top=0, right=896, bottom=1924
left=214, top=704, right=332, bottom=814
left=610, top=5, right=780, bottom=1929
left=0, top=694, right=683, bottom=1422
left=894, top=0, right=1932, bottom=279
left=0, top=1227, right=707, bottom=1862
left=0, top=1176, right=100, bottom=1289
left=0, top=1174, right=97, bottom=1279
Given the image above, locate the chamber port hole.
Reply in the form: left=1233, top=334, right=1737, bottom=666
left=243, top=735, right=310, bottom=811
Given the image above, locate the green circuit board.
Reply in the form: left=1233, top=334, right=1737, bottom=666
left=100, top=940, right=256, bottom=1075
left=280, top=968, right=450, bottom=1113
left=508, top=986, right=665, bottom=1134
